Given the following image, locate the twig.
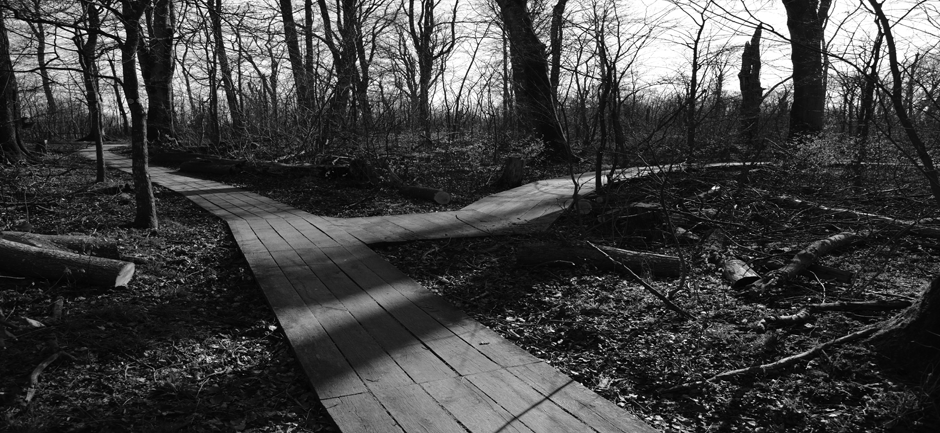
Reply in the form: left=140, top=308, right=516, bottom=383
left=586, top=241, right=695, bottom=320
left=24, top=351, right=73, bottom=404
left=663, top=326, right=878, bottom=393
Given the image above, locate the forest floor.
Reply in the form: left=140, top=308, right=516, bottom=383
left=2, top=140, right=939, bottom=432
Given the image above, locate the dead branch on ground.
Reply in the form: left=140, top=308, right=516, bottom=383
left=587, top=241, right=695, bottom=320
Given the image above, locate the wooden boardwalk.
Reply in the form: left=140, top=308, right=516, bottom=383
left=81, top=146, right=657, bottom=433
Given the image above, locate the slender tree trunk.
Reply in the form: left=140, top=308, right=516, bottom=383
left=496, top=0, right=572, bottom=160
left=738, top=24, right=763, bottom=150
left=209, top=0, right=245, bottom=136
left=107, top=56, right=130, bottom=136
left=782, top=0, right=831, bottom=140
left=78, top=0, right=105, bottom=181
left=120, top=0, right=158, bottom=230
left=868, top=0, right=940, bottom=208
left=27, top=0, right=56, bottom=117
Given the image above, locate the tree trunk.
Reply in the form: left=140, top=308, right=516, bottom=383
left=549, top=0, right=567, bottom=102
left=209, top=0, right=245, bottom=136
left=0, top=9, right=28, bottom=163
left=279, top=0, right=312, bottom=110
left=868, top=276, right=940, bottom=381
left=0, top=238, right=135, bottom=287
left=121, top=0, right=159, bottom=231
left=868, top=0, right=940, bottom=209
left=738, top=24, right=763, bottom=150
left=139, top=0, right=177, bottom=143
left=27, top=0, right=56, bottom=117
left=782, top=0, right=830, bottom=140
left=496, top=0, right=573, bottom=160
left=78, top=0, right=106, bottom=182
left=107, top=56, right=130, bottom=136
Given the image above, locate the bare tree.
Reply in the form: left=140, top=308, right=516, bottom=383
left=76, top=0, right=106, bottom=181
left=208, top=0, right=245, bottom=136
left=119, top=0, right=158, bottom=230
left=0, top=7, right=29, bottom=163
left=738, top=24, right=762, bottom=150
left=495, top=0, right=572, bottom=160
left=782, top=0, right=831, bottom=140
left=24, top=0, right=56, bottom=117
left=138, top=0, right=176, bottom=143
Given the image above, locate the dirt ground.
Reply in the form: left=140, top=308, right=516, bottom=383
left=2, top=143, right=939, bottom=432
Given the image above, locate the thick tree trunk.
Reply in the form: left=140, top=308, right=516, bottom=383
left=496, top=0, right=573, bottom=160
left=782, top=0, right=830, bottom=140
left=279, top=0, right=312, bottom=110
left=738, top=24, right=763, bottom=150
left=0, top=9, right=28, bottom=164
left=548, top=0, right=567, bottom=101
left=139, top=0, right=176, bottom=143
left=868, top=277, right=940, bottom=380
left=121, top=1, right=159, bottom=230
left=0, top=238, right=134, bottom=287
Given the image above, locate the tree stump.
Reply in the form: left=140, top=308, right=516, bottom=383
left=497, top=156, right=525, bottom=189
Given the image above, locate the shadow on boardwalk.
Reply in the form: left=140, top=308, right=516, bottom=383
left=81, top=145, right=659, bottom=433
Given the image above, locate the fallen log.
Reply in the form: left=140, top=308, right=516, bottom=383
left=0, top=238, right=135, bottom=287
left=809, top=300, right=912, bottom=312
left=762, top=259, right=854, bottom=284
left=767, top=193, right=940, bottom=238
left=516, top=243, right=681, bottom=277
left=400, top=185, right=452, bottom=205
left=703, top=229, right=761, bottom=289
left=742, top=231, right=863, bottom=295
left=723, top=258, right=761, bottom=289
left=586, top=242, right=694, bottom=320
left=1, top=231, right=120, bottom=259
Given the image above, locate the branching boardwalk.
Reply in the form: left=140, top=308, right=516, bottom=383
left=81, top=146, right=658, bottom=432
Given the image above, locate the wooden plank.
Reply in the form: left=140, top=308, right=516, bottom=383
left=347, top=248, right=488, bottom=336
left=456, top=326, right=541, bottom=368
left=422, top=377, right=534, bottom=433
left=267, top=218, right=317, bottom=250
left=270, top=249, right=415, bottom=391
left=373, top=384, right=466, bottom=433
left=241, top=251, right=366, bottom=399
left=401, top=212, right=489, bottom=239
left=246, top=219, right=294, bottom=252
left=315, top=246, right=458, bottom=383
left=284, top=217, right=342, bottom=248
left=508, top=362, right=658, bottom=433
left=323, top=392, right=404, bottom=433
left=465, top=369, right=592, bottom=432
